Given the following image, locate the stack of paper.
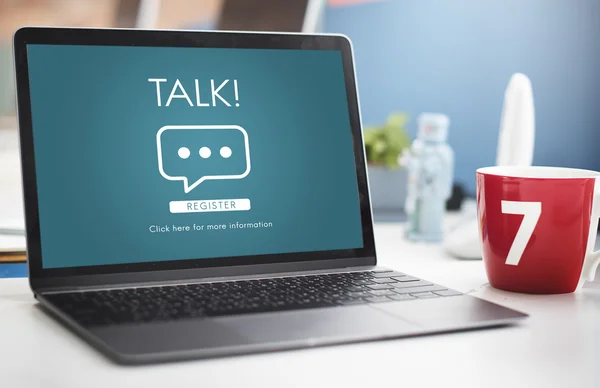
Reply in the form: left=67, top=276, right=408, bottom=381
left=0, top=235, right=25, bottom=253
left=0, top=218, right=25, bottom=253
left=0, top=127, right=26, bottom=253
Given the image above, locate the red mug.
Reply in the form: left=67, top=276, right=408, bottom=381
left=476, top=166, right=600, bottom=294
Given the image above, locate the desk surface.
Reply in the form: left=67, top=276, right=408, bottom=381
left=2, top=219, right=600, bottom=388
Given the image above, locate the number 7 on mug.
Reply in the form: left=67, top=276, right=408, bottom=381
left=501, top=201, right=542, bottom=266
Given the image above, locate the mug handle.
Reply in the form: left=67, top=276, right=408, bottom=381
left=581, top=177, right=600, bottom=281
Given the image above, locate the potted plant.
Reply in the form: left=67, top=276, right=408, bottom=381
left=363, top=112, right=411, bottom=211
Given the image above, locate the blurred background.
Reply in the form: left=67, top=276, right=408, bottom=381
left=1, top=0, right=600, bottom=200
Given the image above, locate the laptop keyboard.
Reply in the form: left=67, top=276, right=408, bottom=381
left=45, top=270, right=462, bottom=327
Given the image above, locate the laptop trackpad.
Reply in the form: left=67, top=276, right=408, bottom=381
left=217, top=305, right=420, bottom=344
left=371, top=295, right=526, bottom=329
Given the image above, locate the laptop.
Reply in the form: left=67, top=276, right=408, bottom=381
left=13, top=27, right=526, bottom=364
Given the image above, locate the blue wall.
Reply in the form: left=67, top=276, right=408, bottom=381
left=326, top=0, right=600, bottom=192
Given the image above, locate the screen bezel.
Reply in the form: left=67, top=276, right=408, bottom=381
left=13, top=27, right=377, bottom=287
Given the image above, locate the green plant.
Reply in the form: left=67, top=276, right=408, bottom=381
left=363, top=112, right=411, bottom=169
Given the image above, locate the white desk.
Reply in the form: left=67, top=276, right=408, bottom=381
left=2, top=220, right=600, bottom=387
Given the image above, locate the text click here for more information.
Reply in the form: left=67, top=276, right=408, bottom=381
left=148, top=198, right=273, bottom=233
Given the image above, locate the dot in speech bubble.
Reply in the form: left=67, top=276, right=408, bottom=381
left=157, top=125, right=251, bottom=193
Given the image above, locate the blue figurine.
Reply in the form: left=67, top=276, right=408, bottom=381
left=403, top=113, right=454, bottom=242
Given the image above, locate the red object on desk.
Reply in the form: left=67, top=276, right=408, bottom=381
left=476, top=166, right=600, bottom=294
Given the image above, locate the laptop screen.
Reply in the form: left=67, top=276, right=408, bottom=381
left=25, top=44, right=365, bottom=269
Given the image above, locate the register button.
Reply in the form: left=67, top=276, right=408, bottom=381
left=169, top=198, right=251, bottom=214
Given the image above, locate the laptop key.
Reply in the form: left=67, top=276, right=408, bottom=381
left=393, top=285, right=447, bottom=294
left=345, top=272, right=372, bottom=279
left=366, top=284, right=395, bottom=290
left=346, top=286, right=366, bottom=292
left=364, top=296, right=393, bottom=303
left=371, top=278, right=398, bottom=284
left=394, top=276, right=420, bottom=282
left=434, top=289, right=463, bottom=297
left=392, top=280, right=433, bottom=289
left=388, top=294, right=416, bottom=301
left=347, top=291, right=370, bottom=297
left=410, top=292, right=440, bottom=299
left=370, top=272, right=405, bottom=278
left=351, top=280, right=375, bottom=285
left=368, top=289, right=396, bottom=297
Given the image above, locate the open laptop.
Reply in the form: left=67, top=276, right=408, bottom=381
left=13, top=27, right=526, bottom=364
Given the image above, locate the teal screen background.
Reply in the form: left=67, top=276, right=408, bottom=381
left=26, top=44, right=364, bottom=269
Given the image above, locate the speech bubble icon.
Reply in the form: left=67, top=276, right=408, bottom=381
left=157, top=125, right=251, bottom=193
